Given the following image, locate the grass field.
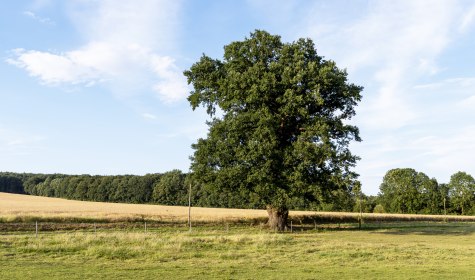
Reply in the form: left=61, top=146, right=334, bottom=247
left=1, top=223, right=475, bottom=279
left=2, top=192, right=475, bottom=279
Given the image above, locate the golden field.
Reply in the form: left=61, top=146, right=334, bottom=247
left=1, top=192, right=474, bottom=224
left=0, top=192, right=270, bottom=223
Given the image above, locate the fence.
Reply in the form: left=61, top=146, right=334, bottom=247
left=2, top=212, right=475, bottom=236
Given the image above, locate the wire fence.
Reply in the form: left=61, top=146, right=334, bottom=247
left=2, top=214, right=475, bottom=237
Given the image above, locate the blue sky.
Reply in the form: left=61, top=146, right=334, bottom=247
left=1, top=0, right=475, bottom=195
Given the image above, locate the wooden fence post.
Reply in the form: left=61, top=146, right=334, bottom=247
left=188, top=183, right=192, bottom=232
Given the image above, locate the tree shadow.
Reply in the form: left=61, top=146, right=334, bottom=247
left=289, top=222, right=475, bottom=236
left=367, top=222, right=475, bottom=236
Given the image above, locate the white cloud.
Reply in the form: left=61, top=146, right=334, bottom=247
left=7, top=48, right=101, bottom=86
left=458, top=95, right=475, bottom=108
left=292, top=1, right=460, bottom=131
left=7, top=43, right=188, bottom=102
left=349, top=2, right=454, bottom=129
left=9, top=0, right=187, bottom=103
left=156, top=124, right=208, bottom=142
left=0, top=126, right=45, bottom=156
left=459, top=3, right=475, bottom=32
left=68, top=0, right=181, bottom=52
left=285, top=0, right=474, bottom=193
left=23, top=10, right=54, bottom=25
left=409, top=127, right=475, bottom=180
left=414, top=77, right=475, bottom=90
left=151, top=55, right=189, bottom=102
left=141, top=113, right=157, bottom=120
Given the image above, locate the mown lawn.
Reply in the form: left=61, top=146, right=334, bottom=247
left=1, top=223, right=474, bottom=279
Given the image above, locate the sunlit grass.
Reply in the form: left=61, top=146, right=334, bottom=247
left=3, top=192, right=475, bottom=278
left=1, top=224, right=475, bottom=279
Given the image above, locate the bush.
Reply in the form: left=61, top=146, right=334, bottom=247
left=373, top=204, right=385, bottom=213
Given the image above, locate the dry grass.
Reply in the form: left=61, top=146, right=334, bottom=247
left=0, top=192, right=269, bottom=223
left=1, top=192, right=475, bottom=224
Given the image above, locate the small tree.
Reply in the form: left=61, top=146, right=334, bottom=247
left=152, top=170, right=187, bottom=206
left=185, top=30, right=362, bottom=231
left=420, top=178, right=441, bottom=214
left=448, top=171, right=475, bottom=215
left=378, top=168, right=435, bottom=214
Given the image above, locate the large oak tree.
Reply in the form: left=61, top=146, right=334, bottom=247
left=185, top=30, right=362, bottom=230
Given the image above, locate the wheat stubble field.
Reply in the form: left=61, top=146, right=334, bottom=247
left=1, top=192, right=475, bottom=279
left=0, top=192, right=271, bottom=223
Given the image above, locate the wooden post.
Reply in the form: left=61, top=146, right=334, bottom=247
left=359, top=192, right=363, bottom=230
left=188, top=183, right=192, bottom=232
left=94, top=222, right=97, bottom=235
left=443, top=197, right=447, bottom=222
left=290, top=221, right=293, bottom=233
left=35, top=221, right=38, bottom=238
left=144, top=222, right=147, bottom=233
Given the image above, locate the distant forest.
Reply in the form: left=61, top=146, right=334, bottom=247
left=0, top=171, right=365, bottom=211
left=1, top=169, right=474, bottom=215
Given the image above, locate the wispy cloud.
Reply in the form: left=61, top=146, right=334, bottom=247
left=141, top=113, right=158, bottom=120
left=342, top=2, right=455, bottom=129
left=459, top=3, right=475, bottom=32
left=9, top=0, right=187, bottom=103
left=414, top=77, right=475, bottom=90
left=282, top=0, right=474, bottom=193
left=0, top=126, right=45, bottom=156
left=458, top=95, right=475, bottom=108
left=23, top=10, right=54, bottom=25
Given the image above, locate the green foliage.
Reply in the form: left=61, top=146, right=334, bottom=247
left=0, top=173, right=25, bottom=193
left=378, top=169, right=475, bottom=215
left=185, top=30, right=362, bottom=213
left=373, top=204, right=385, bottom=213
left=448, top=171, right=475, bottom=215
left=0, top=171, right=312, bottom=209
left=420, top=178, right=443, bottom=214
left=379, top=168, right=440, bottom=214
left=152, top=170, right=187, bottom=205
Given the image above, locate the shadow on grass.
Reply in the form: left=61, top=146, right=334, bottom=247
left=2, top=219, right=475, bottom=237
left=368, top=222, right=475, bottom=236
left=289, top=222, right=475, bottom=236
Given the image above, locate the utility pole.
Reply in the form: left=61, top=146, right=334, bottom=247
left=188, top=183, right=192, bottom=232
left=443, top=197, right=447, bottom=222
left=359, top=191, right=363, bottom=230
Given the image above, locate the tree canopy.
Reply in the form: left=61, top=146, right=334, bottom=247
left=184, top=30, right=363, bottom=230
left=448, top=171, right=475, bottom=215
left=379, top=168, right=439, bottom=214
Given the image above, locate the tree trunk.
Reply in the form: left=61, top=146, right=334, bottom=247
left=267, top=206, right=289, bottom=232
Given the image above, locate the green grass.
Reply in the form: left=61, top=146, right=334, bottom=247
left=1, top=223, right=475, bottom=279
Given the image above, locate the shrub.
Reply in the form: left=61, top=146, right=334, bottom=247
left=373, top=204, right=385, bottom=213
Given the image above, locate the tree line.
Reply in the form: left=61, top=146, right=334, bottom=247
left=1, top=169, right=473, bottom=215
left=0, top=171, right=360, bottom=211
left=377, top=168, right=475, bottom=215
